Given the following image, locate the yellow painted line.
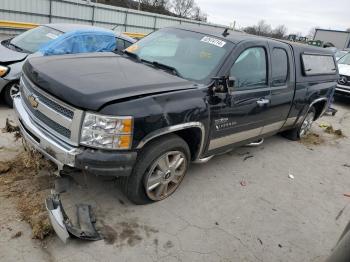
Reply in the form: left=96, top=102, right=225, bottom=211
left=123, top=32, right=147, bottom=39
left=0, top=20, right=38, bottom=29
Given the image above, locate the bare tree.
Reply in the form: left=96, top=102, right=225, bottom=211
left=271, top=25, right=287, bottom=39
left=243, top=21, right=288, bottom=39
left=256, top=20, right=272, bottom=36
left=172, top=0, right=195, bottom=18
left=191, top=5, right=207, bottom=22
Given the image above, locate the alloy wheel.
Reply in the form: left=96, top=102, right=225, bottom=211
left=299, top=111, right=315, bottom=137
left=145, top=150, right=187, bottom=201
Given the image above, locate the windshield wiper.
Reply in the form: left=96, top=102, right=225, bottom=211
left=142, top=60, right=183, bottom=77
left=122, top=49, right=140, bottom=61
left=8, top=42, right=27, bottom=53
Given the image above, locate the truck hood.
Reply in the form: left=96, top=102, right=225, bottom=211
left=23, top=52, right=196, bottom=111
left=338, top=64, right=350, bottom=76
left=0, top=40, right=28, bottom=63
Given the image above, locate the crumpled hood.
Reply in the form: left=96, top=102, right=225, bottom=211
left=23, top=52, right=196, bottom=111
left=0, top=40, right=28, bottom=63
left=338, top=64, right=350, bottom=76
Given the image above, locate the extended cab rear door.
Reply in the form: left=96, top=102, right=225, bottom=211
left=262, top=41, right=296, bottom=133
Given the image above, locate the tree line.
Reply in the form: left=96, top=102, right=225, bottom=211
left=91, top=0, right=207, bottom=22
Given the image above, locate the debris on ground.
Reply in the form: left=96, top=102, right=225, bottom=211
left=11, top=231, right=22, bottom=239
left=0, top=150, right=56, bottom=240
left=240, top=180, right=247, bottom=186
left=0, top=162, right=10, bottom=174
left=335, top=205, right=347, bottom=221
left=2, top=118, right=19, bottom=133
left=319, top=123, right=345, bottom=138
left=243, top=155, right=254, bottom=161
left=288, top=170, right=295, bottom=180
left=257, top=238, right=263, bottom=245
left=344, top=193, right=350, bottom=198
left=300, top=132, right=325, bottom=146
left=344, top=164, right=350, bottom=168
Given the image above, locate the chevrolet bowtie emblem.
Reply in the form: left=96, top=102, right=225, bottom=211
left=28, top=94, right=39, bottom=109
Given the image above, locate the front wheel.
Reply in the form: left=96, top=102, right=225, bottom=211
left=121, top=134, right=190, bottom=205
left=282, top=107, right=316, bottom=141
left=3, top=82, right=19, bottom=108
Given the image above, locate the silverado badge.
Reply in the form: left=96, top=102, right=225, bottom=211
left=28, top=94, right=39, bottom=109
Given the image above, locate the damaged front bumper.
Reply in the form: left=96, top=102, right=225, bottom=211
left=45, top=191, right=101, bottom=243
left=13, top=95, right=137, bottom=176
left=13, top=95, right=82, bottom=170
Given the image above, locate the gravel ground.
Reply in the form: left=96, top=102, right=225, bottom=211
left=0, top=97, right=350, bottom=262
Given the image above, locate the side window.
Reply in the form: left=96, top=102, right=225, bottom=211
left=116, top=38, right=125, bottom=50
left=230, top=47, right=267, bottom=90
left=124, top=40, right=133, bottom=49
left=271, top=48, right=288, bottom=86
left=301, top=54, right=336, bottom=75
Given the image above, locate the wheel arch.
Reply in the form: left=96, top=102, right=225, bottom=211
left=309, top=97, right=328, bottom=120
left=136, top=122, right=205, bottom=161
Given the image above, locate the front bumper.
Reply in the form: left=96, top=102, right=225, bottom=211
left=13, top=95, right=137, bottom=176
left=336, top=84, right=350, bottom=96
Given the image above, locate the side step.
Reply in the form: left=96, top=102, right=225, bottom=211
left=246, top=138, right=264, bottom=147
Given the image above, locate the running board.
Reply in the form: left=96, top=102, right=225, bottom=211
left=246, top=138, right=264, bottom=147
left=193, top=155, right=214, bottom=164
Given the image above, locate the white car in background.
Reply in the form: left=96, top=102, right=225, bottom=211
left=337, top=52, right=350, bottom=97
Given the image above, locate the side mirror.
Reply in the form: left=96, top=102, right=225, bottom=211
left=227, top=76, right=236, bottom=94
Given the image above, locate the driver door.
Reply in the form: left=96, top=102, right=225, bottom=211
left=207, top=40, right=272, bottom=154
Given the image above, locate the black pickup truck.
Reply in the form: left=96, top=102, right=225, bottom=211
left=14, top=26, right=338, bottom=205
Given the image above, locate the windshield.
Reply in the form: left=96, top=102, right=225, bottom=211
left=335, top=51, right=347, bottom=61
left=10, top=26, right=63, bottom=53
left=338, top=53, right=350, bottom=65
left=125, top=28, right=232, bottom=83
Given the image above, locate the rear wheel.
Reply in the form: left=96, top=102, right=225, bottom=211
left=3, top=82, right=19, bottom=108
left=121, top=134, right=190, bottom=205
left=282, top=107, right=316, bottom=141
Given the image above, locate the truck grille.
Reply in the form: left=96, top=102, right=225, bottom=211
left=20, top=74, right=84, bottom=146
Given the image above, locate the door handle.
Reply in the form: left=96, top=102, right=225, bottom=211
left=256, top=98, right=270, bottom=106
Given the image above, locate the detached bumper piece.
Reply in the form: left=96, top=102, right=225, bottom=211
left=45, top=194, right=101, bottom=243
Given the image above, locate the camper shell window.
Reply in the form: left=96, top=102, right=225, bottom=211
left=301, top=53, right=336, bottom=76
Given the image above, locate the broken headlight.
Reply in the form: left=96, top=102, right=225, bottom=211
left=80, top=112, right=133, bottom=150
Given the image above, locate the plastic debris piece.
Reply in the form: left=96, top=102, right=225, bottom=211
left=240, top=180, right=247, bottom=186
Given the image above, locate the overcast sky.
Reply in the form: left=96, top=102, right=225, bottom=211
left=195, top=0, right=349, bottom=35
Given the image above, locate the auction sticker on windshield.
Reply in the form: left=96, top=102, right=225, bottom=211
left=200, top=36, right=226, bottom=47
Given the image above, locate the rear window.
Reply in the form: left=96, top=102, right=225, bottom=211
left=301, top=54, right=336, bottom=76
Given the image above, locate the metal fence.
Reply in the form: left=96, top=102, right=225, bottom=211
left=0, top=0, right=227, bottom=35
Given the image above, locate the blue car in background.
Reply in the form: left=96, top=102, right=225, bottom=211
left=0, top=23, right=136, bottom=107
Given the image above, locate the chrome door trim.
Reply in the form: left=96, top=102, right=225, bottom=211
left=136, top=122, right=206, bottom=160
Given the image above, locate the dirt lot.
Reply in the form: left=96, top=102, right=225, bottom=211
left=0, top=97, right=350, bottom=262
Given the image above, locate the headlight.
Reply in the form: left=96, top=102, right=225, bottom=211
left=80, top=112, right=133, bottom=150
left=0, top=65, right=9, bottom=77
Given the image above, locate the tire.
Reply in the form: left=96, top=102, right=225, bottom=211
left=3, top=82, right=19, bottom=108
left=282, top=107, right=316, bottom=141
left=121, top=134, right=190, bottom=205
